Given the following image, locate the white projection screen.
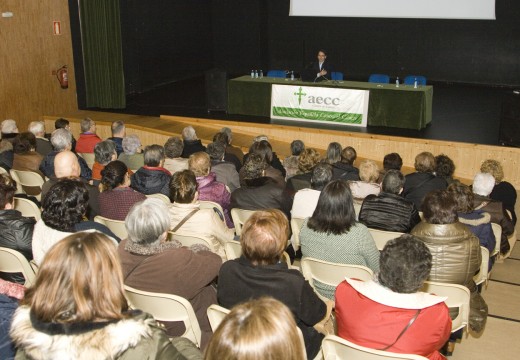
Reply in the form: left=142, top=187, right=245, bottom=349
left=290, top=0, right=496, bottom=20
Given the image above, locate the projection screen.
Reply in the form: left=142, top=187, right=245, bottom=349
left=289, top=0, right=496, bottom=20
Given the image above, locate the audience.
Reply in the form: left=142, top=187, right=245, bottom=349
left=325, top=141, right=342, bottom=168
left=383, top=152, right=403, bottom=172
left=107, top=120, right=125, bottom=156
left=92, top=140, right=117, bottom=182
left=286, top=148, right=322, bottom=194
left=163, top=136, right=188, bottom=174
left=481, top=159, right=517, bottom=225
left=207, top=141, right=240, bottom=192
left=283, top=139, right=305, bottom=180
left=220, top=127, right=244, bottom=164
left=118, top=134, right=144, bottom=170
left=0, top=119, right=18, bottom=142
left=359, top=169, right=420, bottom=233
left=169, top=170, right=234, bottom=261
left=212, top=132, right=241, bottom=171
left=349, top=159, right=381, bottom=200
left=217, top=209, right=329, bottom=359
left=331, top=146, right=360, bottom=181
left=299, top=179, right=380, bottom=299
left=240, top=139, right=285, bottom=188
left=0, top=138, right=13, bottom=171
left=243, top=135, right=286, bottom=178
left=435, top=154, right=459, bottom=185
left=28, top=121, right=52, bottom=156
left=54, top=118, right=76, bottom=151
left=335, top=235, right=451, bottom=360
left=131, top=144, right=171, bottom=196
left=119, top=198, right=221, bottom=348
left=75, top=117, right=102, bottom=153
left=403, top=151, right=447, bottom=208
left=189, top=152, right=233, bottom=228
left=204, top=297, right=305, bottom=360
left=11, top=231, right=202, bottom=359
left=181, top=126, right=206, bottom=158
left=0, top=174, right=35, bottom=284
left=12, top=132, right=44, bottom=177
left=99, top=160, right=146, bottom=221
left=291, top=162, right=333, bottom=219
left=0, top=278, right=25, bottom=359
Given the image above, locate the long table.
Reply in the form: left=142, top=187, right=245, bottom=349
left=227, top=76, right=433, bottom=130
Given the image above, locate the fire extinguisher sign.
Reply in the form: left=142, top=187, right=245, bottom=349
left=53, top=21, right=61, bottom=35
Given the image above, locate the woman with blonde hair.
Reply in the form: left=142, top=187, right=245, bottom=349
left=204, top=297, right=306, bottom=360
left=480, top=159, right=517, bottom=225
left=349, top=159, right=381, bottom=200
left=10, top=231, right=202, bottom=359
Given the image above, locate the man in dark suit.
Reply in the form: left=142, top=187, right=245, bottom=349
left=312, top=49, right=333, bottom=82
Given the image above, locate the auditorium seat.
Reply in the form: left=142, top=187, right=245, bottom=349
left=368, top=74, right=390, bottom=83
left=267, top=70, right=286, bottom=78
left=331, top=71, right=344, bottom=80
left=404, top=75, right=427, bottom=86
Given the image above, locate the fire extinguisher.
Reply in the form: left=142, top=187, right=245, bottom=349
left=56, top=65, right=68, bottom=89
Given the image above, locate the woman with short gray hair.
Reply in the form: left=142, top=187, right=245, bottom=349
left=118, top=197, right=222, bottom=348
left=118, top=134, right=144, bottom=170
left=92, top=140, right=117, bottom=182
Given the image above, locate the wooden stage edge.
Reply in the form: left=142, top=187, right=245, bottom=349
left=43, top=110, right=520, bottom=192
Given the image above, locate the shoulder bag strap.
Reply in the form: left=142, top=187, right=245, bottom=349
left=171, top=209, right=199, bottom=233
left=378, top=309, right=421, bottom=351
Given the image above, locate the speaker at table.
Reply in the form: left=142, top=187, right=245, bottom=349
left=205, top=69, right=227, bottom=112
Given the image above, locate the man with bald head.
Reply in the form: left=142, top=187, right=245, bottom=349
left=41, top=151, right=99, bottom=220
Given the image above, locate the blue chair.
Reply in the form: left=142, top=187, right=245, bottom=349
left=404, top=75, right=427, bottom=86
left=368, top=74, right=390, bottom=83
left=267, top=70, right=286, bottom=78
left=331, top=72, right=344, bottom=81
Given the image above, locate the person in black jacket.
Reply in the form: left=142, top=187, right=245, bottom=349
left=131, top=144, right=172, bottom=197
left=359, top=170, right=421, bottom=233
left=0, top=174, right=36, bottom=284
left=403, top=152, right=447, bottom=208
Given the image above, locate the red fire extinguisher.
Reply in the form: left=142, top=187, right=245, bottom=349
left=56, top=65, right=68, bottom=89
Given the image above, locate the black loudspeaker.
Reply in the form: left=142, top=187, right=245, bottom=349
left=499, top=93, right=520, bottom=147
left=205, top=69, right=227, bottom=112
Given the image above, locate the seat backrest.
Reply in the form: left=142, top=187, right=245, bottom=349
left=368, top=228, right=405, bottom=251
left=14, top=197, right=41, bottom=221
left=490, top=223, right=501, bottom=257
left=421, top=281, right=470, bottom=333
left=322, top=334, right=428, bottom=359
left=290, top=217, right=305, bottom=251
left=206, top=304, right=230, bottom=332
left=0, top=247, right=36, bottom=287
left=403, top=75, right=427, bottom=86
left=146, top=193, right=171, bottom=205
left=77, top=152, right=95, bottom=169
left=301, top=257, right=374, bottom=302
left=230, top=208, right=256, bottom=236
left=266, top=70, right=286, bottom=78
left=473, top=246, right=490, bottom=286
left=199, top=200, right=225, bottom=222
left=368, top=74, right=390, bottom=84
left=93, top=215, right=128, bottom=240
left=124, top=285, right=201, bottom=347
left=169, top=232, right=215, bottom=252
left=10, top=169, right=44, bottom=200
left=331, top=71, right=344, bottom=80
left=353, top=203, right=362, bottom=220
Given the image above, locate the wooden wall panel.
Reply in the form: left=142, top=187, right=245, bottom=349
left=0, top=0, right=77, bottom=131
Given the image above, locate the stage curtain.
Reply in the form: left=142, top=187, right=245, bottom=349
left=79, top=0, right=125, bottom=108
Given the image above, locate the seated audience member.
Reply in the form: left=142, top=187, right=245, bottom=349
left=300, top=179, right=379, bottom=300
left=331, top=146, right=360, bottom=181
left=12, top=132, right=44, bottom=177
left=28, top=121, right=52, bottom=157
left=169, top=170, right=234, bottom=261
left=240, top=139, right=285, bottom=188
left=11, top=232, right=202, bottom=359
left=212, top=132, right=241, bottom=171
left=99, top=160, right=146, bottom=221
left=291, top=163, right=333, bottom=219
left=32, top=179, right=119, bottom=265
left=39, top=128, right=92, bottom=181
left=131, top=144, right=171, bottom=196
left=204, top=297, right=305, bottom=360
left=472, top=172, right=514, bottom=255
left=181, top=126, right=206, bottom=158
left=448, top=182, right=495, bottom=270
left=243, top=135, right=286, bottom=178
left=481, top=159, right=517, bottom=225
left=0, top=279, right=25, bottom=359
left=75, top=117, right=102, bottom=153
left=336, top=235, right=451, bottom=360
left=0, top=139, right=13, bottom=171
left=383, top=152, right=403, bottom=172
left=217, top=210, right=328, bottom=359
left=283, top=139, right=305, bottom=180
left=412, top=190, right=487, bottom=340
left=231, top=154, right=292, bottom=218
left=0, top=119, right=18, bottom=142
left=403, top=152, right=447, bottom=209
left=189, top=152, right=233, bottom=228
left=207, top=142, right=240, bottom=192
left=435, top=154, right=459, bottom=185
left=118, top=134, right=144, bottom=170
left=0, top=174, right=35, bottom=284
left=41, top=151, right=99, bottom=220
left=54, top=118, right=76, bottom=151
left=325, top=142, right=342, bottom=165
left=163, top=136, right=188, bottom=174
left=92, top=140, right=117, bottom=182
left=286, top=148, right=322, bottom=195
left=349, top=159, right=381, bottom=200
left=107, top=120, right=125, bottom=156
left=359, top=170, right=420, bottom=233
left=220, top=127, right=244, bottom=164
left=119, top=198, right=221, bottom=348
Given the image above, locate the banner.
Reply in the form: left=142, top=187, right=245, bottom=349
left=271, top=84, right=369, bottom=127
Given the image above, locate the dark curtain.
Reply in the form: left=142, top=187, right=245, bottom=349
left=79, top=0, right=125, bottom=108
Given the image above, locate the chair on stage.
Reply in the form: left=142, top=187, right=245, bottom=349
left=368, top=74, right=390, bottom=84
left=331, top=71, right=344, bottom=80
left=267, top=70, right=286, bottom=78
left=404, top=75, right=427, bottom=86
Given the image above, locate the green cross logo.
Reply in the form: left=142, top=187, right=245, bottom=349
left=294, top=87, right=306, bottom=105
